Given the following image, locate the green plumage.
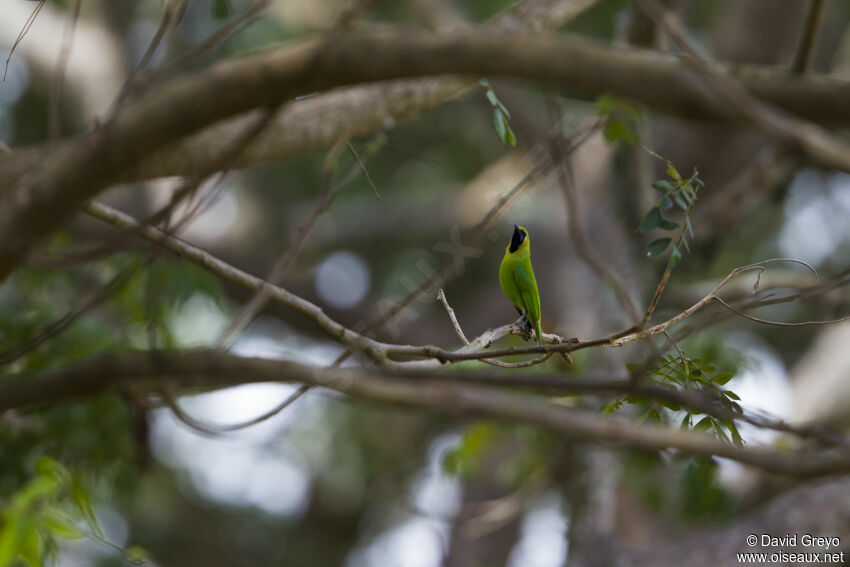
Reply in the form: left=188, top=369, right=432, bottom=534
left=499, top=225, right=543, bottom=345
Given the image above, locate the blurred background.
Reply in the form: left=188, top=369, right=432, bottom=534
left=2, top=0, right=850, bottom=565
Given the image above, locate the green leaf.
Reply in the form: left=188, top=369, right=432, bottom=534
left=492, top=109, right=507, bottom=141
left=651, top=180, right=675, bottom=193
left=728, top=421, right=744, bottom=447
left=601, top=397, right=624, bottom=415
left=659, top=219, right=678, bottom=230
left=71, top=475, right=102, bottom=539
left=0, top=517, right=25, bottom=567
left=486, top=89, right=499, bottom=107
left=603, top=119, right=638, bottom=146
left=673, top=193, right=688, bottom=209
left=693, top=416, right=712, bottom=432
left=212, top=0, right=232, bottom=19
left=638, top=207, right=662, bottom=233
left=503, top=123, right=517, bottom=146
left=659, top=196, right=673, bottom=210
left=693, top=177, right=705, bottom=188
left=723, top=389, right=741, bottom=401
left=680, top=413, right=692, bottom=430
left=646, top=238, right=672, bottom=258
left=666, top=165, right=682, bottom=181
left=492, top=109, right=516, bottom=147
left=43, top=513, right=84, bottom=540
left=595, top=94, right=616, bottom=115
left=125, top=545, right=150, bottom=565
left=18, top=525, right=41, bottom=567
left=713, top=372, right=734, bottom=385
left=669, top=244, right=682, bottom=268
left=712, top=421, right=731, bottom=443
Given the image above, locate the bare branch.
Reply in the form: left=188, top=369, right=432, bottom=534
left=133, top=0, right=274, bottom=92
left=639, top=0, right=850, bottom=171
left=438, top=288, right=471, bottom=345
left=3, top=349, right=850, bottom=477
left=4, top=0, right=44, bottom=80
left=711, top=296, right=850, bottom=328
left=159, top=383, right=310, bottom=437
left=48, top=0, right=80, bottom=143
left=792, top=0, right=828, bottom=74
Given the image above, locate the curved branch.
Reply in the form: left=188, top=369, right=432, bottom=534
left=4, top=27, right=850, bottom=280
left=2, top=349, right=850, bottom=478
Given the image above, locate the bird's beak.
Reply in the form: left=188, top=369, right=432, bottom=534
left=513, top=225, right=521, bottom=238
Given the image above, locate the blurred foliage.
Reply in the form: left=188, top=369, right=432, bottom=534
left=0, top=457, right=146, bottom=567
left=442, top=421, right=556, bottom=487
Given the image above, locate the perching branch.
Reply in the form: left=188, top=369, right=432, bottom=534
left=83, top=200, right=849, bottom=370
left=437, top=288, right=558, bottom=369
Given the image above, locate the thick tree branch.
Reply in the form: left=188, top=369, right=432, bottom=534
left=4, top=28, right=850, bottom=280
left=3, top=349, right=850, bottom=478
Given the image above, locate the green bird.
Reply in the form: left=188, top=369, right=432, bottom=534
left=499, top=225, right=543, bottom=345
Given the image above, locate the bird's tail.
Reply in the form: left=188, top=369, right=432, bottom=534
left=534, top=319, right=543, bottom=346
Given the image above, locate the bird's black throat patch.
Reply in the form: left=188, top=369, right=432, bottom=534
left=509, top=225, right=525, bottom=253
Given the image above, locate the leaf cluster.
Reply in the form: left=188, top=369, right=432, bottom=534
left=596, top=94, right=645, bottom=146
left=638, top=152, right=704, bottom=268
left=0, top=457, right=148, bottom=567
left=604, top=354, right=743, bottom=447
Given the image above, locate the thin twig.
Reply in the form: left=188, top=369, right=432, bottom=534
left=4, top=0, right=44, bottom=81
left=437, top=288, right=554, bottom=368
left=48, top=0, right=81, bottom=143
left=346, top=140, right=382, bottom=201
left=133, top=0, right=273, bottom=92
left=106, top=0, right=188, bottom=120
left=0, top=259, right=148, bottom=365
left=437, top=288, right=470, bottom=344
left=792, top=0, right=827, bottom=74
left=711, top=296, right=850, bottom=327
left=161, top=383, right=310, bottom=436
